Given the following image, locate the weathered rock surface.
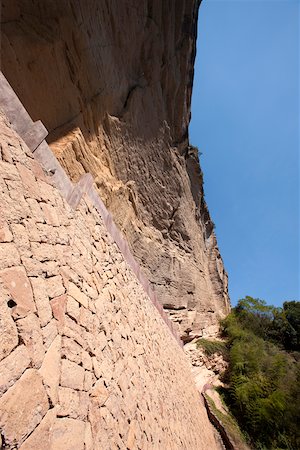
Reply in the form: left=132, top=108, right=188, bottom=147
left=185, top=340, right=229, bottom=392
left=0, top=112, right=220, bottom=449
left=0, top=0, right=230, bottom=340
left=0, top=369, right=49, bottom=447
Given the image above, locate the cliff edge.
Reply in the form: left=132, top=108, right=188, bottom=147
left=0, top=0, right=229, bottom=339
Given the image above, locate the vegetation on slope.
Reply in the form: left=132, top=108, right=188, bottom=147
left=220, top=296, right=300, bottom=450
left=196, top=338, right=227, bottom=357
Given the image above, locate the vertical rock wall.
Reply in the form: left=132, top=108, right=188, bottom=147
left=0, top=0, right=230, bottom=340
left=0, top=112, right=219, bottom=449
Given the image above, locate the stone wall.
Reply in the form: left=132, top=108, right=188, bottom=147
left=0, top=111, right=219, bottom=449
left=0, top=0, right=230, bottom=340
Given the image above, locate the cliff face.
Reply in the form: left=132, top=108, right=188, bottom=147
left=0, top=0, right=230, bottom=339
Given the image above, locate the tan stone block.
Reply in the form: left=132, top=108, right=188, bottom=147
left=84, top=370, right=96, bottom=391
left=17, top=313, right=45, bottom=368
left=36, top=223, right=58, bottom=244
left=61, top=336, right=81, bottom=364
left=112, top=328, right=122, bottom=348
left=10, top=223, right=31, bottom=257
left=51, top=418, right=85, bottom=450
left=68, top=282, right=89, bottom=308
left=88, top=405, right=115, bottom=449
left=84, top=422, right=93, bottom=450
left=0, top=144, right=13, bottom=163
left=0, top=243, right=21, bottom=270
left=30, top=277, right=52, bottom=326
left=79, top=305, right=93, bottom=330
left=56, top=226, right=70, bottom=245
left=0, top=160, right=20, bottom=181
left=42, top=260, right=60, bottom=276
left=0, top=294, right=18, bottom=361
left=31, top=242, right=57, bottom=262
left=105, top=269, right=114, bottom=280
left=62, top=315, right=87, bottom=349
left=99, top=353, right=114, bottom=383
left=58, top=386, right=79, bottom=418
left=126, top=419, right=137, bottom=450
left=113, top=357, right=126, bottom=381
left=91, top=271, right=103, bottom=294
left=24, top=218, right=41, bottom=242
left=42, top=319, right=58, bottom=350
left=26, top=197, right=45, bottom=222
left=89, top=298, right=97, bottom=314
left=29, top=159, right=48, bottom=183
left=0, top=220, right=13, bottom=242
left=19, top=406, right=58, bottom=450
left=40, top=202, right=60, bottom=227
left=82, top=348, right=93, bottom=371
left=46, top=275, right=65, bottom=299
left=37, top=180, right=57, bottom=204
left=0, top=345, right=30, bottom=394
left=66, top=295, right=80, bottom=321
left=91, top=314, right=102, bottom=334
left=0, top=369, right=49, bottom=447
left=16, top=162, right=40, bottom=199
left=39, top=335, right=61, bottom=404
left=60, top=359, right=85, bottom=390
left=1, top=186, right=30, bottom=222
left=104, top=393, right=122, bottom=421
left=117, top=371, right=130, bottom=397
left=59, top=265, right=79, bottom=286
left=23, top=256, right=59, bottom=277
left=55, top=243, right=72, bottom=266
left=50, top=294, right=67, bottom=326
left=68, top=257, right=91, bottom=284
left=58, top=387, right=89, bottom=420
left=82, top=280, right=98, bottom=300
left=0, top=266, right=36, bottom=316
left=22, top=249, right=45, bottom=279
left=92, top=357, right=102, bottom=379
left=90, top=378, right=110, bottom=406
left=56, top=206, right=72, bottom=227
left=93, top=332, right=107, bottom=360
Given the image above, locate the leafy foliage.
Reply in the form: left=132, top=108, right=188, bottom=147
left=221, top=297, right=300, bottom=450
left=196, top=338, right=227, bottom=357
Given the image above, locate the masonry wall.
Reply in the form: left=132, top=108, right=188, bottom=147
left=0, top=111, right=219, bottom=449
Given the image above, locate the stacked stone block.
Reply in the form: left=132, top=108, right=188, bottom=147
left=0, top=112, right=218, bottom=449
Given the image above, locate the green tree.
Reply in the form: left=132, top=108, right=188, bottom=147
left=221, top=297, right=300, bottom=449
left=283, top=301, right=300, bottom=350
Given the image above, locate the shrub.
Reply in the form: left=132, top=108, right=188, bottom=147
left=196, top=338, right=228, bottom=357
left=221, top=297, right=300, bottom=449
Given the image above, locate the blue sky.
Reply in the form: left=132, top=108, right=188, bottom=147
left=190, top=0, right=299, bottom=307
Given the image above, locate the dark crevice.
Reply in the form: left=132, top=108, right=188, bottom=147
left=122, top=84, right=142, bottom=111
left=163, top=305, right=186, bottom=311
left=173, top=128, right=188, bottom=149
left=47, top=392, right=54, bottom=409
left=7, top=299, right=17, bottom=308
left=1, top=432, right=7, bottom=449
left=18, top=335, right=25, bottom=346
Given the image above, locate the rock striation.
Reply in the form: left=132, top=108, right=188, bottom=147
left=0, top=0, right=230, bottom=340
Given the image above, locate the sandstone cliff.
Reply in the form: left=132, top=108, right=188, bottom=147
left=0, top=0, right=229, bottom=339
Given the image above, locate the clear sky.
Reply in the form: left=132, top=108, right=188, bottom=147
left=190, top=0, right=299, bottom=307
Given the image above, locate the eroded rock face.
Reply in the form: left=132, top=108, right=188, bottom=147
left=0, top=0, right=230, bottom=338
